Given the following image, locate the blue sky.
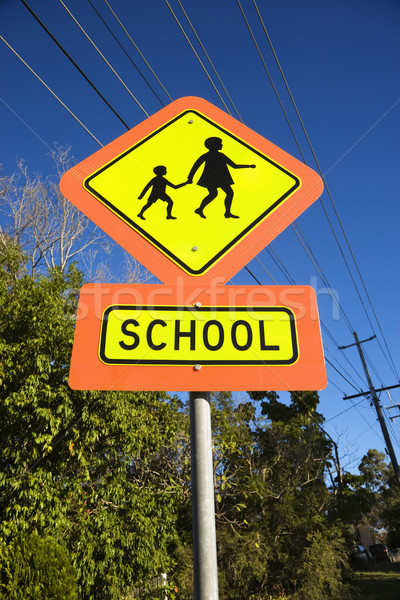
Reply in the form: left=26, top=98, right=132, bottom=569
left=1, top=0, right=399, bottom=475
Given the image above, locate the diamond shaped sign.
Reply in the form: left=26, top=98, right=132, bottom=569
left=60, top=97, right=323, bottom=283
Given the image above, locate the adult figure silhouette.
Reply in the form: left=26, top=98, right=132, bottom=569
left=137, top=165, right=186, bottom=220
left=187, top=137, right=255, bottom=218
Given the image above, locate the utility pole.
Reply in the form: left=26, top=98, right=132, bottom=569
left=339, top=332, right=400, bottom=487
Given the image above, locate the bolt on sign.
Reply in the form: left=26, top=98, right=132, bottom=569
left=68, top=284, right=327, bottom=392
left=60, top=96, right=323, bottom=285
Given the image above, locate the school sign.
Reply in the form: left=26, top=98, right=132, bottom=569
left=61, top=97, right=327, bottom=391
left=60, top=97, right=323, bottom=285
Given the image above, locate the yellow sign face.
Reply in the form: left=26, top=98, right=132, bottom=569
left=99, top=304, right=298, bottom=366
left=85, top=109, right=300, bottom=276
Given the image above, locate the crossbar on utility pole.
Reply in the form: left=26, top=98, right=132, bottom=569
left=339, top=332, right=400, bottom=487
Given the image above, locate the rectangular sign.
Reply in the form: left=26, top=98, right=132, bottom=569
left=99, top=305, right=298, bottom=366
left=69, top=284, right=326, bottom=391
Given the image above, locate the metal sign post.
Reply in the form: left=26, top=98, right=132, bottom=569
left=190, top=392, right=219, bottom=600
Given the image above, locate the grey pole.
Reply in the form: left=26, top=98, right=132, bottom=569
left=352, top=332, right=400, bottom=487
left=190, top=391, right=219, bottom=600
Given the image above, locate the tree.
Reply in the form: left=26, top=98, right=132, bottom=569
left=0, top=245, right=185, bottom=599
left=0, top=530, right=78, bottom=599
left=171, top=391, right=353, bottom=600
left=357, top=449, right=400, bottom=546
left=0, top=146, right=104, bottom=275
left=0, top=149, right=151, bottom=283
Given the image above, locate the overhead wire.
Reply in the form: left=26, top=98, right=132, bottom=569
left=0, top=35, right=102, bottom=147
left=57, top=0, right=149, bottom=117
left=250, top=241, right=367, bottom=389
left=324, top=398, right=368, bottom=424
left=237, top=0, right=397, bottom=384
left=87, top=0, right=166, bottom=107
left=169, top=2, right=380, bottom=405
left=7, top=1, right=392, bottom=463
left=266, top=247, right=296, bottom=284
left=325, top=377, right=346, bottom=397
left=19, top=0, right=130, bottom=130
left=234, top=0, right=355, bottom=333
left=163, top=0, right=234, bottom=115
left=164, top=0, right=358, bottom=345
left=253, top=251, right=367, bottom=388
left=246, top=251, right=366, bottom=388
left=165, top=2, right=360, bottom=369
left=385, top=414, right=400, bottom=450
left=174, top=0, right=243, bottom=121
left=102, top=0, right=173, bottom=103
left=169, top=0, right=357, bottom=347
left=251, top=0, right=399, bottom=382
left=258, top=250, right=363, bottom=385
left=12, top=2, right=390, bottom=417
left=235, top=0, right=399, bottom=450
left=228, top=2, right=383, bottom=399
left=164, top=0, right=363, bottom=378
left=254, top=256, right=278, bottom=284
left=291, top=223, right=354, bottom=331
left=324, top=349, right=365, bottom=393
left=324, top=357, right=360, bottom=394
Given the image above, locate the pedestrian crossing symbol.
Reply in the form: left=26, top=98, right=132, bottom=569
left=60, top=97, right=323, bottom=282
left=84, top=110, right=300, bottom=276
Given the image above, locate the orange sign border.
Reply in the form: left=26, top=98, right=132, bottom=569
left=68, top=283, right=327, bottom=392
left=60, top=97, right=323, bottom=284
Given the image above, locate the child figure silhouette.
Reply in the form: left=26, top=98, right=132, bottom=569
left=137, top=165, right=186, bottom=220
left=187, top=137, right=256, bottom=219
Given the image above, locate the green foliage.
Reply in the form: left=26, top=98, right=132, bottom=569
left=292, top=529, right=352, bottom=600
left=0, top=530, right=77, bottom=599
left=359, top=449, right=392, bottom=492
left=329, top=471, right=375, bottom=525
left=383, top=499, right=400, bottom=547
left=200, top=392, right=354, bottom=600
left=0, top=250, right=186, bottom=599
left=1, top=243, right=386, bottom=600
left=354, top=449, right=400, bottom=544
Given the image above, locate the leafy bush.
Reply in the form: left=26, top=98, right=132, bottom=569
left=0, top=530, right=78, bottom=599
left=292, top=530, right=353, bottom=600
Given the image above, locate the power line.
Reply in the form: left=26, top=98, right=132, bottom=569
left=87, top=0, right=166, bottom=107
left=339, top=332, right=400, bottom=486
left=324, top=397, right=367, bottom=424
left=175, top=0, right=243, bottom=121
left=162, top=0, right=366, bottom=393
left=235, top=0, right=355, bottom=333
left=235, top=0, right=304, bottom=159
left=249, top=249, right=368, bottom=389
left=266, top=247, right=296, bottom=284
left=254, top=250, right=367, bottom=387
left=254, top=256, right=278, bottom=284
left=19, top=0, right=130, bottom=130
left=290, top=222, right=354, bottom=332
left=236, top=0, right=398, bottom=390
left=0, top=96, right=54, bottom=152
left=10, top=2, right=391, bottom=429
left=57, top=0, right=149, bottom=117
left=324, top=350, right=364, bottom=393
left=103, top=0, right=173, bottom=103
left=0, top=35, right=102, bottom=146
left=163, top=0, right=233, bottom=115
left=251, top=0, right=399, bottom=382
